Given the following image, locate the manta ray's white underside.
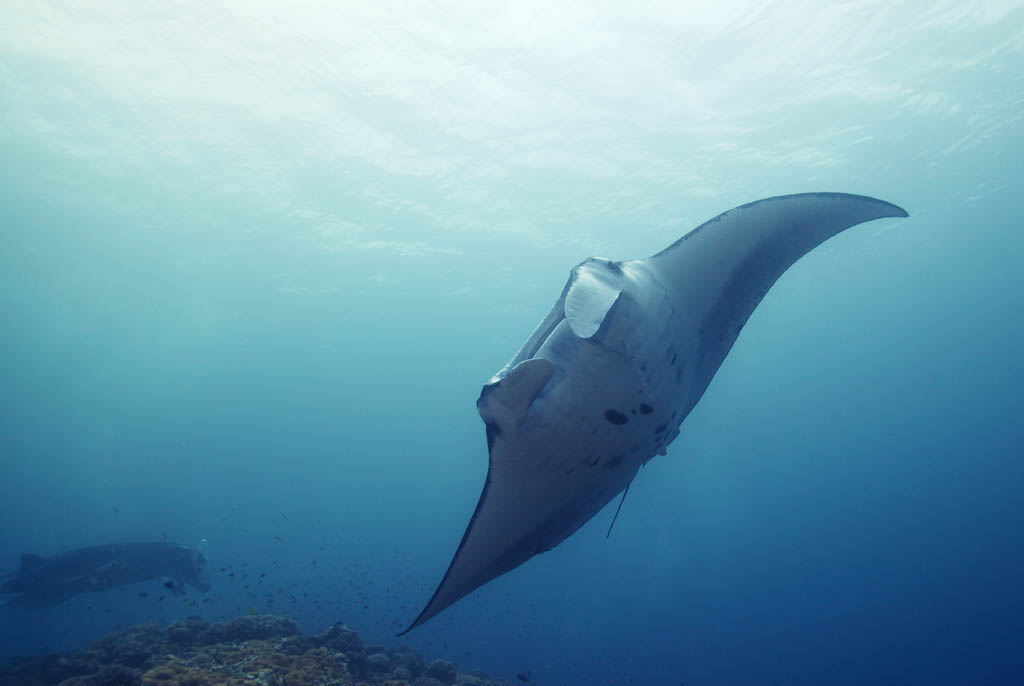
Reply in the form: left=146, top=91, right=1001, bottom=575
left=400, top=193, right=909, bottom=635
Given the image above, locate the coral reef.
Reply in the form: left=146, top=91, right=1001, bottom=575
left=0, top=616, right=505, bottom=686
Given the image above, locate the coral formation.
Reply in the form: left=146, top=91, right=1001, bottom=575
left=0, top=616, right=505, bottom=686
left=426, top=659, right=456, bottom=684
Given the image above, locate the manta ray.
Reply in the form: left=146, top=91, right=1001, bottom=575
left=1, top=542, right=212, bottom=608
left=400, top=192, right=908, bottom=634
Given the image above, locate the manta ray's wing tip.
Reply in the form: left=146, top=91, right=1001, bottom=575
left=830, top=192, right=909, bottom=218
left=396, top=606, right=436, bottom=636
left=789, top=192, right=910, bottom=218
left=396, top=608, right=428, bottom=636
left=860, top=194, right=908, bottom=218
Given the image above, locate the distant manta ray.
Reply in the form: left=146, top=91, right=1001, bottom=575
left=1, top=542, right=212, bottom=608
left=399, top=193, right=909, bottom=635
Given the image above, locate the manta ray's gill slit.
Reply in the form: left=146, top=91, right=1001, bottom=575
left=639, top=403, right=654, bottom=414
left=485, top=422, right=501, bottom=452
left=603, top=453, right=625, bottom=470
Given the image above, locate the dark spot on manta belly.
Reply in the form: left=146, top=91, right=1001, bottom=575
left=604, top=409, right=629, bottom=425
left=639, top=403, right=654, bottom=414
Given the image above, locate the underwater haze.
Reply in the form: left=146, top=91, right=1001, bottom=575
left=2, top=1, right=1023, bottom=684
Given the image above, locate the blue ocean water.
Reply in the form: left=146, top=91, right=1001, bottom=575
left=2, top=1, right=1023, bottom=683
